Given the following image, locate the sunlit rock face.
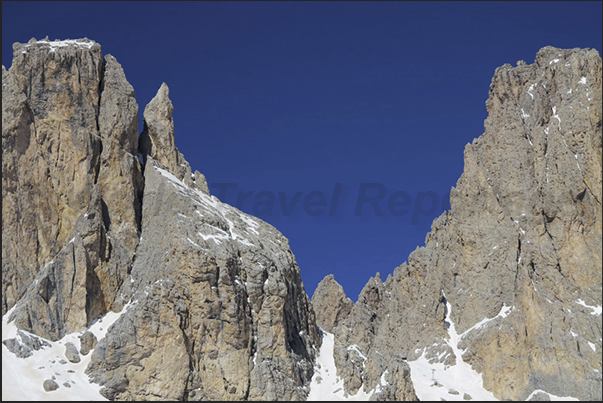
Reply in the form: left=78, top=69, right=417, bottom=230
left=3, top=37, right=601, bottom=401
left=314, top=47, right=602, bottom=401
left=311, top=274, right=354, bottom=333
left=3, top=38, right=320, bottom=401
left=2, top=37, right=142, bottom=337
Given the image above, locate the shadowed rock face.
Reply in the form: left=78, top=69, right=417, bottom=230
left=3, top=38, right=320, bottom=400
left=313, top=46, right=602, bottom=401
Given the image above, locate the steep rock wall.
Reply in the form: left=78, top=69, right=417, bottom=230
left=314, top=46, right=602, bottom=401
left=2, top=38, right=320, bottom=401
left=2, top=38, right=142, bottom=334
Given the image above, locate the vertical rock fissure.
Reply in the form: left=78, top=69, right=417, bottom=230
left=93, top=58, right=105, bottom=187
left=66, top=242, right=78, bottom=331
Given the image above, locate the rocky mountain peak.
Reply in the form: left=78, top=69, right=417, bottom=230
left=311, top=274, right=353, bottom=333
left=3, top=38, right=319, bottom=400
left=139, top=81, right=209, bottom=193
left=2, top=37, right=140, bottom=326
left=314, top=45, right=602, bottom=401
left=139, top=83, right=176, bottom=164
left=2, top=38, right=600, bottom=401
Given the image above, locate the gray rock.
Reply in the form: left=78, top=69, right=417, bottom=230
left=86, top=156, right=321, bottom=400
left=2, top=330, right=51, bottom=358
left=2, top=338, right=32, bottom=359
left=19, top=329, right=51, bottom=351
left=528, top=391, right=551, bottom=401
left=7, top=185, right=129, bottom=339
left=193, top=170, right=210, bottom=195
left=79, top=331, right=97, bottom=356
left=139, top=83, right=190, bottom=181
left=64, top=341, right=81, bottom=363
left=97, top=53, right=143, bottom=253
left=62, top=382, right=71, bottom=388
left=2, top=38, right=104, bottom=317
left=43, top=379, right=59, bottom=392
left=463, top=393, right=472, bottom=400
left=311, top=274, right=353, bottom=333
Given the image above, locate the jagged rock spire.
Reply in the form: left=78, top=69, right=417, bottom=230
left=139, top=82, right=210, bottom=194
left=311, top=274, right=353, bottom=333
left=317, top=46, right=602, bottom=401
left=3, top=38, right=319, bottom=401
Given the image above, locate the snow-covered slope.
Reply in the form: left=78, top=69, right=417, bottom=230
left=2, top=303, right=133, bottom=401
left=406, top=293, right=499, bottom=401
left=308, top=330, right=374, bottom=401
left=406, top=293, right=579, bottom=401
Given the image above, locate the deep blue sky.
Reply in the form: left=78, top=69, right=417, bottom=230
left=3, top=2, right=602, bottom=300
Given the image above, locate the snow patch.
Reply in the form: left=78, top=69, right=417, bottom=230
left=308, top=331, right=374, bottom=401
left=460, top=305, right=513, bottom=339
left=186, top=237, right=202, bottom=248
left=238, top=214, right=260, bottom=235
left=575, top=299, right=602, bottom=315
left=2, top=302, right=134, bottom=401
left=347, top=345, right=367, bottom=367
left=408, top=293, right=499, bottom=401
left=521, top=108, right=530, bottom=119
left=197, top=231, right=226, bottom=245
left=23, top=39, right=95, bottom=52
left=373, top=370, right=389, bottom=395
left=552, top=106, right=562, bottom=132
left=527, top=83, right=535, bottom=99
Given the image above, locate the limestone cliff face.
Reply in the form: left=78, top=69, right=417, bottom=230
left=4, top=38, right=601, bottom=401
left=2, top=38, right=141, bottom=336
left=85, top=156, right=320, bottom=400
left=2, top=38, right=319, bottom=400
left=313, top=46, right=602, bottom=400
left=311, top=275, right=353, bottom=333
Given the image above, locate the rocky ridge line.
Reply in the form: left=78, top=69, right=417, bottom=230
left=3, top=37, right=320, bottom=400
left=313, top=46, right=602, bottom=401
